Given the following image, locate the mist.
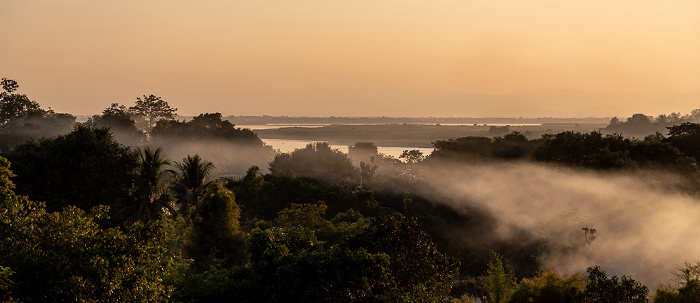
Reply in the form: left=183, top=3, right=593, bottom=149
left=147, top=138, right=276, bottom=177
left=408, top=161, right=700, bottom=289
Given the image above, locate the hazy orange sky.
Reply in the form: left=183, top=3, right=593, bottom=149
left=3, top=1, right=699, bottom=117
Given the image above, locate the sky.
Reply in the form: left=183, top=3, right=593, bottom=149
left=2, top=1, right=700, bottom=117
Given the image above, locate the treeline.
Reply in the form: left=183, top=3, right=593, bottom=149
left=0, top=78, right=274, bottom=176
left=428, top=128, right=699, bottom=172
left=3, top=77, right=700, bottom=301
left=601, top=111, right=700, bottom=137
left=226, top=115, right=608, bottom=126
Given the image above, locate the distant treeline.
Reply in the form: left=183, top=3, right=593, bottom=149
left=225, top=115, right=610, bottom=125
left=601, top=110, right=700, bottom=137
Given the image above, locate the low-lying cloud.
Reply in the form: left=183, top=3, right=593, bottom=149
left=415, top=161, right=700, bottom=288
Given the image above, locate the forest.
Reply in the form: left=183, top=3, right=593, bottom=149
left=2, top=77, right=700, bottom=302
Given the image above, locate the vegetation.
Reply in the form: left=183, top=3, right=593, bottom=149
left=3, top=77, right=700, bottom=301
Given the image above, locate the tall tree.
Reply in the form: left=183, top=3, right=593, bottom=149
left=129, top=95, right=177, bottom=130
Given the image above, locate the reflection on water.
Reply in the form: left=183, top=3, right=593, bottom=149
left=261, top=138, right=434, bottom=159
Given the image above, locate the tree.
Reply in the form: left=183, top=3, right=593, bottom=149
left=359, top=160, right=378, bottom=187
left=186, top=181, right=244, bottom=267
left=271, top=203, right=369, bottom=244
left=343, top=213, right=459, bottom=301
left=269, top=142, right=359, bottom=185
left=493, top=131, right=531, bottom=159
left=87, top=103, right=143, bottom=144
left=654, top=261, right=700, bottom=303
left=1, top=78, right=18, bottom=93
left=486, top=252, right=516, bottom=303
left=129, top=147, right=176, bottom=223
left=0, top=78, right=43, bottom=125
left=432, top=136, right=494, bottom=160
left=508, top=270, right=585, bottom=303
left=129, top=94, right=177, bottom=130
left=227, top=169, right=379, bottom=222
left=348, top=142, right=379, bottom=164
left=0, top=156, right=15, bottom=194
left=169, top=154, right=214, bottom=212
left=151, top=112, right=262, bottom=145
left=399, top=149, right=425, bottom=163
left=583, top=266, right=647, bottom=303
left=2, top=125, right=139, bottom=213
left=0, top=79, right=75, bottom=149
left=232, top=226, right=391, bottom=303
left=665, top=122, right=700, bottom=162
left=0, top=191, right=172, bottom=301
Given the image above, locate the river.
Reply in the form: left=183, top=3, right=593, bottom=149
left=261, top=138, right=434, bottom=159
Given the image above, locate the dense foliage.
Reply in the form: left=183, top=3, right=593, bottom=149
left=2, top=125, right=139, bottom=213
left=0, top=193, right=171, bottom=302
left=152, top=113, right=263, bottom=146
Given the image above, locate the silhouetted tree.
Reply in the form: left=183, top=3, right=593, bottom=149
left=348, top=141, right=379, bottom=163
left=432, top=136, right=494, bottom=160
left=0, top=78, right=75, bottom=149
left=582, top=266, right=647, bottom=303
left=489, top=126, right=510, bottom=136
left=2, top=125, right=139, bottom=212
left=400, top=149, right=425, bottom=163
left=655, top=261, right=700, bottom=302
left=87, top=103, right=144, bottom=144
left=128, top=147, right=176, bottom=223
left=169, top=154, right=214, bottom=213
left=493, top=131, right=531, bottom=159
left=269, top=142, right=359, bottom=185
left=665, top=122, right=700, bottom=162
left=129, top=94, right=177, bottom=130
left=0, top=78, right=43, bottom=125
left=152, top=112, right=263, bottom=145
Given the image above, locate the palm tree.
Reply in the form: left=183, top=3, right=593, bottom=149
left=127, top=147, right=176, bottom=223
left=169, top=154, right=214, bottom=213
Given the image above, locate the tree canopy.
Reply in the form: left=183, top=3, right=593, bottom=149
left=2, top=125, right=139, bottom=212
left=129, top=94, right=177, bottom=130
